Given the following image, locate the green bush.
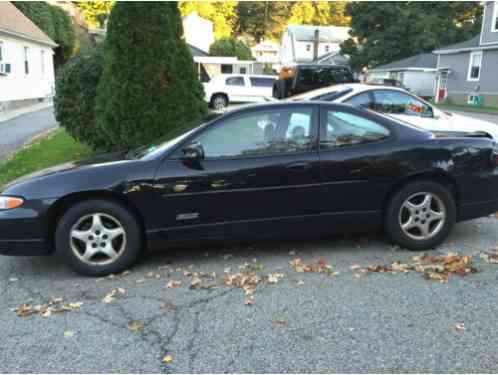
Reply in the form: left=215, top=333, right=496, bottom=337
left=13, top=2, right=75, bottom=68
left=209, top=37, right=253, bottom=60
left=54, top=48, right=105, bottom=150
left=95, top=2, right=207, bottom=151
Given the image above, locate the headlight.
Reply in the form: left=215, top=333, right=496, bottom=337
left=0, top=196, right=24, bottom=210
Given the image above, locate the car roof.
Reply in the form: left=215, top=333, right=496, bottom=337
left=291, top=83, right=409, bottom=100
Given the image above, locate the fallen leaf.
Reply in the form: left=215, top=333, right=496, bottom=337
left=273, top=319, right=287, bottom=325
left=166, top=280, right=182, bottom=289
left=455, top=323, right=465, bottom=331
left=64, top=329, right=74, bottom=338
left=102, top=288, right=125, bottom=304
left=128, top=320, right=144, bottom=332
left=162, top=355, right=173, bottom=364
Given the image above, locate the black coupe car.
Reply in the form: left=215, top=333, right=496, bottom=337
left=1, top=102, right=498, bottom=276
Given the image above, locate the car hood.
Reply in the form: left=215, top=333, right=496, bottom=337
left=447, top=113, right=498, bottom=138
left=2, top=151, right=128, bottom=190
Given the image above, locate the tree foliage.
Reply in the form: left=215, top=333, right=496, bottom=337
left=75, top=1, right=114, bottom=28
left=95, top=2, right=207, bottom=151
left=288, top=1, right=349, bottom=27
left=54, top=48, right=105, bottom=149
left=13, top=1, right=75, bottom=67
left=341, top=1, right=483, bottom=71
left=209, top=37, right=253, bottom=60
left=179, top=1, right=238, bottom=39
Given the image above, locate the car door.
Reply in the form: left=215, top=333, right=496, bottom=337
left=371, top=90, right=450, bottom=132
left=225, top=76, right=247, bottom=102
left=317, top=105, right=398, bottom=229
left=153, top=105, right=321, bottom=240
left=248, top=77, right=276, bottom=102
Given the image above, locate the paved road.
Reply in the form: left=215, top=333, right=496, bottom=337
left=1, top=216, right=498, bottom=373
left=0, top=107, right=58, bottom=161
left=450, top=110, right=498, bottom=125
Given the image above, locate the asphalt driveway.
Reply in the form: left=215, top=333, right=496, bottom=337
left=0, top=107, right=58, bottom=161
left=1, top=216, right=498, bottom=373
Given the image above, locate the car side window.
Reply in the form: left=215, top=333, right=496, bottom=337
left=320, top=111, right=390, bottom=150
left=344, top=92, right=374, bottom=110
left=249, top=77, right=275, bottom=88
left=226, top=77, right=245, bottom=86
left=192, top=108, right=315, bottom=158
left=372, top=90, right=433, bottom=118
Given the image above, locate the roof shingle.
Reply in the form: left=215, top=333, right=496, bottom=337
left=371, top=53, right=437, bottom=71
left=0, top=2, right=56, bottom=47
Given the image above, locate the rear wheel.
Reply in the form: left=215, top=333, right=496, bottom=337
left=385, top=181, right=456, bottom=250
left=273, top=80, right=287, bottom=99
left=210, top=94, right=228, bottom=111
left=55, top=199, right=142, bottom=276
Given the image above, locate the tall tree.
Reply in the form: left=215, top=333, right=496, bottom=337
left=288, top=1, right=350, bottom=26
left=341, top=1, right=483, bottom=71
left=209, top=37, right=252, bottom=60
left=95, top=2, right=207, bottom=151
left=179, top=1, right=238, bottom=39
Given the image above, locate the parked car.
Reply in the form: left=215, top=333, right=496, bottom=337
left=272, top=64, right=354, bottom=99
left=203, top=74, right=277, bottom=111
left=2, top=102, right=498, bottom=276
left=290, top=83, right=498, bottom=139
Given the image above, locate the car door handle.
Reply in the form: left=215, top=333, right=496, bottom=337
left=286, top=161, right=312, bottom=171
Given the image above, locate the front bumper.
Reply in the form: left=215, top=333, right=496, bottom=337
left=0, top=198, right=54, bottom=256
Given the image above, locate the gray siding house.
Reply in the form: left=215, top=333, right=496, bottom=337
left=433, top=1, right=498, bottom=108
left=367, top=53, right=438, bottom=98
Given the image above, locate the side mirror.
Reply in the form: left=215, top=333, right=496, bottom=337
left=182, top=141, right=204, bottom=161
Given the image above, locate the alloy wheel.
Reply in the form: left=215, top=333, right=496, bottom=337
left=398, top=192, right=446, bottom=241
left=69, top=213, right=127, bottom=266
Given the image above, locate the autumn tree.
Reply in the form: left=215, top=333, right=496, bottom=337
left=341, top=1, right=483, bottom=71
left=75, top=1, right=114, bottom=28
left=288, top=1, right=350, bottom=27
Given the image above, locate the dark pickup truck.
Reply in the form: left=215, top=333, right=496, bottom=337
left=272, top=64, right=354, bottom=99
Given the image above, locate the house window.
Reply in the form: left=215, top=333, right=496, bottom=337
left=467, top=51, right=482, bottom=81
left=41, top=50, right=45, bottom=78
left=492, top=1, right=498, bottom=32
left=23, top=46, right=29, bottom=75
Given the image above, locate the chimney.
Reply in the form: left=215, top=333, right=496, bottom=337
left=313, top=29, right=319, bottom=61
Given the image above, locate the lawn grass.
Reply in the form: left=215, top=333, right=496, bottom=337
left=0, top=129, right=95, bottom=188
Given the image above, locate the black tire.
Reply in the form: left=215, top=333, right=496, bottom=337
left=385, top=181, right=456, bottom=251
left=55, top=199, right=142, bottom=276
left=210, top=94, right=228, bottom=111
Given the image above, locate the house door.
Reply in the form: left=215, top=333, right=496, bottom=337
left=437, top=73, right=448, bottom=102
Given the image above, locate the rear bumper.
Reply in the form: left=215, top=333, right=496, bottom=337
left=0, top=198, right=54, bottom=256
left=458, top=199, right=498, bottom=222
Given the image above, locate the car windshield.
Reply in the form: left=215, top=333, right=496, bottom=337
left=128, top=112, right=222, bottom=160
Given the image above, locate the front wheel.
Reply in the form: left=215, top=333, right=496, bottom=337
left=385, top=181, right=456, bottom=251
left=210, top=94, right=228, bottom=111
left=55, top=199, right=142, bottom=276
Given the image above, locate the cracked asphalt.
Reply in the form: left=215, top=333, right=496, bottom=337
left=1, top=216, right=498, bottom=373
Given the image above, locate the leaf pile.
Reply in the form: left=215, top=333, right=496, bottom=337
left=355, top=252, right=478, bottom=283
left=14, top=298, right=83, bottom=318
left=289, top=258, right=338, bottom=276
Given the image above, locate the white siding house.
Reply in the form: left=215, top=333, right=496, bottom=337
left=0, top=2, right=57, bottom=120
left=182, top=12, right=215, bottom=54
left=280, top=25, right=350, bottom=66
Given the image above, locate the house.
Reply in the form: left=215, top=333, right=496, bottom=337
left=280, top=24, right=350, bottom=66
left=251, top=40, right=280, bottom=69
left=367, top=53, right=438, bottom=98
left=0, top=2, right=57, bottom=120
left=182, top=12, right=215, bottom=54
left=433, top=1, right=498, bottom=107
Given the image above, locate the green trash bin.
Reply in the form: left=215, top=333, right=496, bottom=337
left=469, top=94, right=484, bottom=107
